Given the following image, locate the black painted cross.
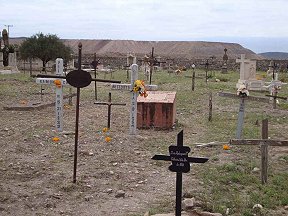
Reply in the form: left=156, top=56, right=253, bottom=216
left=94, top=92, right=126, bottom=129
left=152, top=130, right=209, bottom=216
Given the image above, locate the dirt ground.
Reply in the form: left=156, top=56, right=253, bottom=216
left=0, top=72, right=287, bottom=216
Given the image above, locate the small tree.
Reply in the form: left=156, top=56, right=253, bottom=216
left=19, top=33, right=72, bottom=71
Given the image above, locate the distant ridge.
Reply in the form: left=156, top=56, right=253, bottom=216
left=258, top=52, right=288, bottom=60
left=10, top=38, right=263, bottom=60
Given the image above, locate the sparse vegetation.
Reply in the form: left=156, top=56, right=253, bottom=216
left=0, top=68, right=287, bottom=216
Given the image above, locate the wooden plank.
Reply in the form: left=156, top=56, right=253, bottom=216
left=230, top=139, right=288, bottom=146
left=218, top=92, right=270, bottom=103
left=261, top=119, right=268, bottom=184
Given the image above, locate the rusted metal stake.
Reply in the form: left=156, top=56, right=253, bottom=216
left=192, top=70, right=195, bottom=91
left=73, top=43, right=82, bottom=183
left=94, top=53, right=98, bottom=101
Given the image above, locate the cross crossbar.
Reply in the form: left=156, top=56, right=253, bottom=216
left=230, top=139, right=288, bottom=146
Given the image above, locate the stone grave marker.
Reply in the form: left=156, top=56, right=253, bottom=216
left=152, top=130, right=209, bottom=216
left=236, top=54, right=264, bottom=91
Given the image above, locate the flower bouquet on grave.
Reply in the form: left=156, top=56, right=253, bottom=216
left=132, top=80, right=148, bottom=97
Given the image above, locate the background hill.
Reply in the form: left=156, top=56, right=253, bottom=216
left=258, top=52, right=288, bottom=60
left=11, top=38, right=263, bottom=60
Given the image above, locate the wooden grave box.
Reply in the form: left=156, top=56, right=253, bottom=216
left=137, top=91, right=176, bottom=129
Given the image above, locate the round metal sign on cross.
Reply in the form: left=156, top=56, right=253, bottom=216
left=66, top=69, right=92, bottom=88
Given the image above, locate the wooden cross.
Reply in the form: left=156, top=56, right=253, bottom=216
left=152, top=130, right=208, bottom=216
left=34, top=58, right=69, bottom=132
left=230, top=119, right=288, bottom=184
left=111, top=64, right=158, bottom=135
left=200, top=57, right=214, bottom=83
left=218, top=92, right=270, bottom=139
left=94, top=92, right=126, bottom=128
left=143, top=47, right=166, bottom=85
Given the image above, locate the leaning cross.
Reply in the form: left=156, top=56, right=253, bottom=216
left=111, top=64, right=158, bottom=135
left=218, top=92, right=270, bottom=139
left=230, top=119, right=288, bottom=184
left=152, top=130, right=209, bottom=216
left=94, top=92, right=126, bottom=129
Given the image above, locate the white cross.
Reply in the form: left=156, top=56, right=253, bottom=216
left=35, top=58, right=69, bottom=132
left=111, top=64, right=157, bottom=135
left=236, top=54, right=251, bottom=80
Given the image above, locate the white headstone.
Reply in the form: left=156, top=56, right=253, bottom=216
left=236, top=54, right=263, bottom=90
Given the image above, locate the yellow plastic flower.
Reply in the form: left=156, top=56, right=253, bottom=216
left=52, top=137, right=60, bottom=142
left=105, top=136, right=112, bottom=142
left=54, top=79, right=62, bottom=88
left=135, top=80, right=142, bottom=86
left=223, top=144, right=230, bottom=150
left=102, top=127, right=109, bottom=133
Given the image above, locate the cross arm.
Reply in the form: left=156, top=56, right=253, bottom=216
left=265, top=95, right=288, bottom=100
left=32, top=74, right=121, bottom=84
left=230, top=139, right=288, bottom=146
left=152, top=155, right=209, bottom=163
left=218, top=92, right=270, bottom=103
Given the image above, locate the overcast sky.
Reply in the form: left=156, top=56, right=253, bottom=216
left=1, top=0, right=288, bottom=53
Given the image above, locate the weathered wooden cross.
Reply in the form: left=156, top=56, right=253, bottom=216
left=218, top=92, right=270, bottom=139
left=143, top=47, right=166, bottom=85
left=200, top=57, right=214, bottom=83
left=94, top=92, right=126, bottom=129
left=152, top=130, right=209, bottom=216
left=111, top=64, right=158, bottom=134
left=230, top=119, right=288, bottom=184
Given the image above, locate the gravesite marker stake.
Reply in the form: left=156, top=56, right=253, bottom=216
left=184, top=70, right=195, bottom=91
left=94, top=92, right=126, bottom=128
left=230, top=119, right=288, bottom=184
left=152, top=130, right=208, bottom=216
left=208, top=92, right=212, bottom=121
